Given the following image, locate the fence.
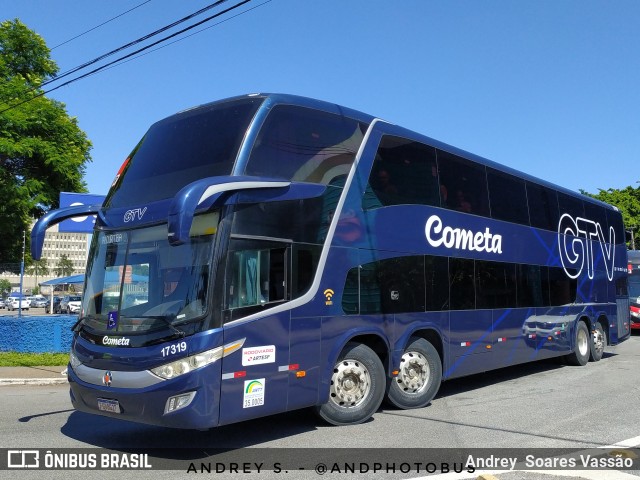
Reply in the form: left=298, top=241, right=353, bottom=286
left=0, top=315, right=76, bottom=353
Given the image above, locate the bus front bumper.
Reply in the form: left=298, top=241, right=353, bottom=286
left=67, top=363, right=221, bottom=430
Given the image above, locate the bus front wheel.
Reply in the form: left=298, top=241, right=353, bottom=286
left=566, top=321, right=590, bottom=366
left=316, top=342, right=385, bottom=426
left=386, top=337, right=442, bottom=409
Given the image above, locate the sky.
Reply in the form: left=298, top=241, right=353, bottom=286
left=2, top=0, right=639, bottom=197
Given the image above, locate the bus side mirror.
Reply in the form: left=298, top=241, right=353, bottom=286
left=167, top=176, right=290, bottom=246
left=31, top=204, right=103, bottom=260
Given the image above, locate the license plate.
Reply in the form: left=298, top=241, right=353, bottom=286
left=97, top=398, right=121, bottom=413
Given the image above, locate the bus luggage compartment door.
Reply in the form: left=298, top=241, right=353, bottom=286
left=446, top=310, right=492, bottom=378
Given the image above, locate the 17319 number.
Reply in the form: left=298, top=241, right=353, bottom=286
left=161, top=341, right=187, bottom=357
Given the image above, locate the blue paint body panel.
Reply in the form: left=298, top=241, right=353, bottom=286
left=32, top=93, right=630, bottom=429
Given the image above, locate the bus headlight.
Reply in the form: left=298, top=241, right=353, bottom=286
left=69, top=350, right=82, bottom=371
left=150, top=338, right=245, bottom=380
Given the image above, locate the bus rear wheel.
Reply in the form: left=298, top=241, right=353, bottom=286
left=386, top=337, right=442, bottom=409
left=566, top=321, right=590, bottom=366
left=589, top=322, right=607, bottom=362
left=316, top=342, right=385, bottom=426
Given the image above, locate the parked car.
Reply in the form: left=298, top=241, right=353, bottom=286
left=60, top=295, right=82, bottom=314
left=0, top=299, right=5, bottom=309
left=45, top=296, right=62, bottom=314
left=5, top=296, right=30, bottom=311
left=29, top=296, right=48, bottom=308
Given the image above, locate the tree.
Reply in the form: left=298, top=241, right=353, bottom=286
left=26, top=257, right=49, bottom=286
left=54, top=254, right=74, bottom=277
left=0, top=278, right=11, bottom=297
left=0, top=19, right=92, bottom=271
left=582, top=184, right=640, bottom=248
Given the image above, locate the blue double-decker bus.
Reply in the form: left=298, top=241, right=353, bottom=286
left=32, top=93, right=630, bottom=429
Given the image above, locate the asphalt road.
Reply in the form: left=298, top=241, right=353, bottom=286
left=1, top=333, right=639, bottom=480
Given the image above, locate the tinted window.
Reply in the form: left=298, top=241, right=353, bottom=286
left=548, top=267, right=577, bottom=305
left=607, top=209, right=625, bottom=245
left=246, top=105, right=366, bottom=185
left=345, top=256, right=426, bottom=314
left=105, top=99, right=262, bottom=208
left=558, top=192, right=584, bottom=220
left=583, top=200, right=609, bottom=234
left=526, top=182, right=559, bottom=231
left=366, top=136, right=440, bottom=208
left=342, top=267, right=359, bottom=314
left=516, top=264, right=545, bottom=307
left=425, top=255, right=450, bottom=311
left=487, top=168, right=529, bottom=225
left=476, top=260, right=517, bottom=309
left=291, top=244, right=322, bottom=299
left=449, top=258, right=475, bottom=310
left=437, top=149, right=490, bottom=217
left=231, top=197, right=328, bottom=244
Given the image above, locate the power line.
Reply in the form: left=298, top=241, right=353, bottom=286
left=0, top=0, right=254, bottom=115
left=98, top=0, right=272, bottom=74
left=50, top=0, right=152, bottom=50
left=42, top=0, right=232, bottom=89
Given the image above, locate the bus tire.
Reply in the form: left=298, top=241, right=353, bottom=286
left=589, top=322, right=606, bottom=362
left=386, top=337, right=442, bottom=409
left=316, top=342, right=385, bottom=426
left=565, top=321, right=590, bottom=366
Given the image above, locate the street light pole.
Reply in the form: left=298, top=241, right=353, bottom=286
left=18, top=230, right=25, bottom=319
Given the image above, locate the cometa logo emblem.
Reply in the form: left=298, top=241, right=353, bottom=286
left=103, top=371, right=113, bottom=387
left=324, top=289, right=334, bottom=305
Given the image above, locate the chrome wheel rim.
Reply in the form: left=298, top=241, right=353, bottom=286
left=577, top=326, right=589, bottom=357
left=329, top=359, right=371, bottom=408
left=592, top=327, right=605, bottom=357
left=395, top=351, right=430, bottom=394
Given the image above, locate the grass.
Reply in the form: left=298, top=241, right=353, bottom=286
left=0, top=352, right=69, bottom=367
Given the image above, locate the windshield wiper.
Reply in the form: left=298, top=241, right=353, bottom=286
left=132, top=315, right=186, bottom=338
left=71, top=314, right=98, bottom=332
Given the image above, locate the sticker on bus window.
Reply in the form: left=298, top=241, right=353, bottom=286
left=243, top=379, right=265, bottom=408
left=242, top=346, right=276, bottom=366
left=107, top=311, right=118, bottom=330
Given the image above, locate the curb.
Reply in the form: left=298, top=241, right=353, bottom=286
left=0, top=378, right=68, bottom=386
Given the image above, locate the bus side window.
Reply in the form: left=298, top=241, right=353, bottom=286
left=227, top=247, right=286, bottom=309
left=527, top=182, right=559, bottom=231
left=437, top=149, right=490, bottom=217
left=365, top=136, right=440, bottom=209
left=487, top=168, right=530, bottom=225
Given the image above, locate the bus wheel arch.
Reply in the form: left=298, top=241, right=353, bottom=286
left=565, top=319, right=590, bottom=366
left=589, top=317, right=608, bottom=362
left=316, top=338, right=387, bottom=426
left=386, top=334, right=442, bottom=409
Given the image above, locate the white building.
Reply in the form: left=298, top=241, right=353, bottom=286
left=1, top=223, right=90, bottom=294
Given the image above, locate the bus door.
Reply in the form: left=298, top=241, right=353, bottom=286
left=218, top=245, right=292, bottom=425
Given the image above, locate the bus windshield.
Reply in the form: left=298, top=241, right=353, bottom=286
left=79, top=212, right=218, bottom=334
left=104, top=98, right=263, bottom=208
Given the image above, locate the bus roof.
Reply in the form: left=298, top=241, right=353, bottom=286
left=179, top=93, right=615, bottom=213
